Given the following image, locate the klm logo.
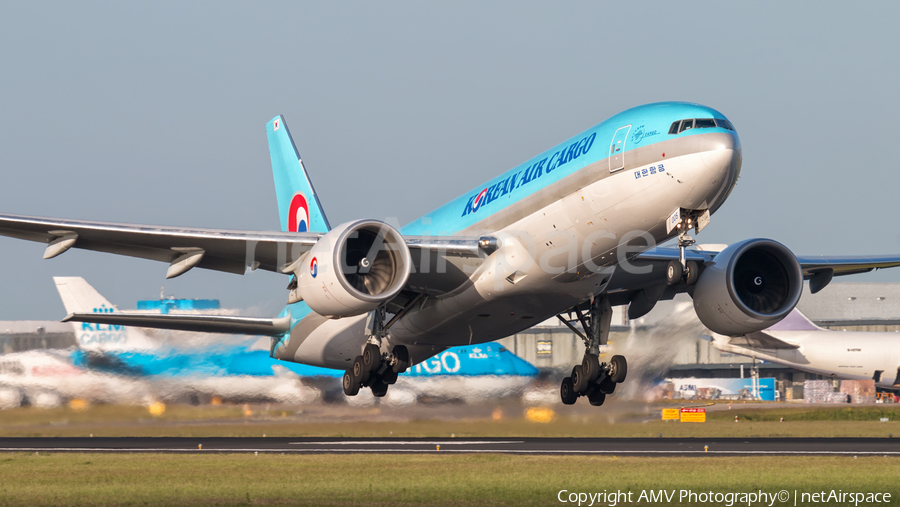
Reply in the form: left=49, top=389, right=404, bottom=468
left=461, top=132, right=596, bottom=217
left=468, top=347, right=488, bottom=359
left=80, top=303, right=126, bottom=345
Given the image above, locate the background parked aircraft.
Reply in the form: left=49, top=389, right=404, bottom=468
left=712, top=308, right=900, bottom=389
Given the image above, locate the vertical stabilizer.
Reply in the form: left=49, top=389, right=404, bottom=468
left=266, top=115, right=331, bottom=233
left=766, top=308, right=822, bottom=332
left=54, top=277, right=157, bottom=352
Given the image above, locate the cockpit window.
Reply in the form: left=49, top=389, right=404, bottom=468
left=670, top=118, right=735, bottom=134
left=714, top=118, right=734, bottom=130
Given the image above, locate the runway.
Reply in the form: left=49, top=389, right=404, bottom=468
left=1, top=437, right=899, bottom=456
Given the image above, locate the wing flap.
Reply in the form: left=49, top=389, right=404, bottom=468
left=62, top=312, right=291, bottom=337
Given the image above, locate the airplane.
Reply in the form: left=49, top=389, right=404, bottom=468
left=711, top=308, right=900, bottom=389
left=1, top=101, right=899, bottom=408
left=57, top=276, right=538, bottom=404
left=0, top=348, right=152, bottom=409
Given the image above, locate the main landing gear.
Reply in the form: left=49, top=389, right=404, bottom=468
left=556, top=296, right=628, bottom=407
left=342, top=307, right=410, bottom=398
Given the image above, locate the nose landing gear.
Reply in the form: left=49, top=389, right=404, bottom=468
left=666, top=208, right=708, bottom=286
left=556, top=296, right=628, bottom=407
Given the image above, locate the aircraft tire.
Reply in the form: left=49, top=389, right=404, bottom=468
left=371, top=379, right=388, bottom=397
left=560, top=377, right=578, bottom=405
left=582, top=354, right=601, bottom=383
left=609, top=355, right=627, bottom=383
left=684, top=260, right=699, bottom=286
left=342, top=370, right=360, bottom=396
left=666, top=260, right=683, bottom=285
left=587, top=389, right=606, bottom=407
left=353, top=356, right=371, bottom=384
left=382, top=369, right=398, bottom=385
left=598, top=378, right=616, bottom=395
left=363, top=344, right=381, bottom=373
left=391, top=346, right=410, bottom=374
left=572, top=365, right=587, bottom=393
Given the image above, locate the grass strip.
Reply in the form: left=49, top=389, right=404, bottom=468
left=0, top=453, right=897, bottom=507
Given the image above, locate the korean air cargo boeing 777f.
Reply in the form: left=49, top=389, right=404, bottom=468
left=1, top=101, right=899, bottom=406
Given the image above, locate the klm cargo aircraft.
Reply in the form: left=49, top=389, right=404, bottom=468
left=57, top=277, right=537, bottom=404
left=1, top=102, right=899, bottom=407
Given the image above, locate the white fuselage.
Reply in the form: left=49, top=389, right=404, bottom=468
left=715, top=331, right=900, bottom=388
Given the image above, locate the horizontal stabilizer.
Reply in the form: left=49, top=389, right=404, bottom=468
left=63, top=313, right=291, bottom=337
left=727, top=331, right=800, bottom=350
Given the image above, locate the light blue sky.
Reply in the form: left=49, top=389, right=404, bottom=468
left=1, top=2, right=899, bottom=319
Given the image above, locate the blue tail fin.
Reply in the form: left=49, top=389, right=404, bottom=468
left=266, top=116, right=331, bottom=233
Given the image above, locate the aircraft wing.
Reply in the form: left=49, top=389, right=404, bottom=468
left=635, top=247, right=900, bottom=278
left=63, top=312, right=292, bottom=336
left=793, top=254, right=900, bottom=277
left=0, top=213, right=488, bottom=279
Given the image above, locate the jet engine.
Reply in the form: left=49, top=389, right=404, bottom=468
left=297, top=220, right=412, bottom=318
left=691, top=239, right=802, bottom=336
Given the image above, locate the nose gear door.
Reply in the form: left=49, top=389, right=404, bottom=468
left=609, top=125, right=632, bottom=173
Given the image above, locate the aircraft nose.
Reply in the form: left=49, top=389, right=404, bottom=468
left=698, top=131, right=742, bottom=210
left=701, top=132, right=739, bottom=171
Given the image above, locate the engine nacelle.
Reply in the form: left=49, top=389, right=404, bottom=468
left=297, top=220, right=412, bottom=318
left=692, top=239, right=803, bottom=336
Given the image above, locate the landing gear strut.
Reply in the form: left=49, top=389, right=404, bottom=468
left=342, top=306, right=411, bottom=398
left=666, top=209, right=705, bottom=286
left=556, top=295, right=628, bottom=407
